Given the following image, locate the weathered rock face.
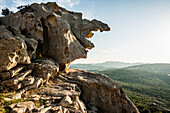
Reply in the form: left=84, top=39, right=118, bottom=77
left=0, top=2, right=110, bottom=71
left=0, top=2, right=139, bottom=113
left=0, top=26, right=31, bottom=72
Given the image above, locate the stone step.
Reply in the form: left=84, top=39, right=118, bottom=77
left=10, top=76, right=35, bottom=90
left=2, top=70, right=32, bottom=87
left=0, top=66, right=24, bottom=81
left=22, top=76, right=35, bottom=87
left=10, top=66, right=25, bottom=77
left=29, top=87, right=80, bottom=97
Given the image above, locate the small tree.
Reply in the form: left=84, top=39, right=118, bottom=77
left=1, top=7, right=13, bottom=16
left=1, top=7, right=9, bottom=16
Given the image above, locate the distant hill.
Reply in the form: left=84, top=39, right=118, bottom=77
left=125, top=63, right=170, bottom=74
left=100, top=69, right=170, bottom=88
left=69, top=64, right=107, bottom=71
left=69, top=61, right=142, bottom=71
left=93, top=61, right=142, bottom=68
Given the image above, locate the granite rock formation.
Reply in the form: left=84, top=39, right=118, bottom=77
left=0, top=2, right=139, bottom=113
left=0, top=2, right=110, bottom=71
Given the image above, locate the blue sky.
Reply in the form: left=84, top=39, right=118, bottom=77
left=1, top=0, right=170, bottom=63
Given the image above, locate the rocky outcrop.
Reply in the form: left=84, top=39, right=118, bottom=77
left=0, top=2, right=110, bottom=71
left=5, top=69, right=137, bottom=113
left=0, top=2, right=139, bottom=113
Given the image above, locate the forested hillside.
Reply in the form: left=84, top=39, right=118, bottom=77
left=125, top=63, right=170, bottom=73
left=99, top=69, right=170, bottom=113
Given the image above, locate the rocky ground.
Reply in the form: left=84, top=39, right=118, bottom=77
left=0, top=67, right=138, bottom=113
left=0, top=2, right=139, bottom=113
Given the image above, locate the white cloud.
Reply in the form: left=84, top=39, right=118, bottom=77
left=0, top=0, right=80, bottom=16
left=9, top=0, right=79, bottom=12
left=83, top=10, right=94, bottom=20
left=81, top=5, right=95, bottom=20
left=0, top=0, right=6, bottom=9
left=57, top=0, right=80, bottom=8
left=0, top=0, right=7, bottom=16
left=99, top=48, right=120, bottom=54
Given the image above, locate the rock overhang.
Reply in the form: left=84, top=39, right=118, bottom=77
left=0, top=2, right=110, bottom=71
